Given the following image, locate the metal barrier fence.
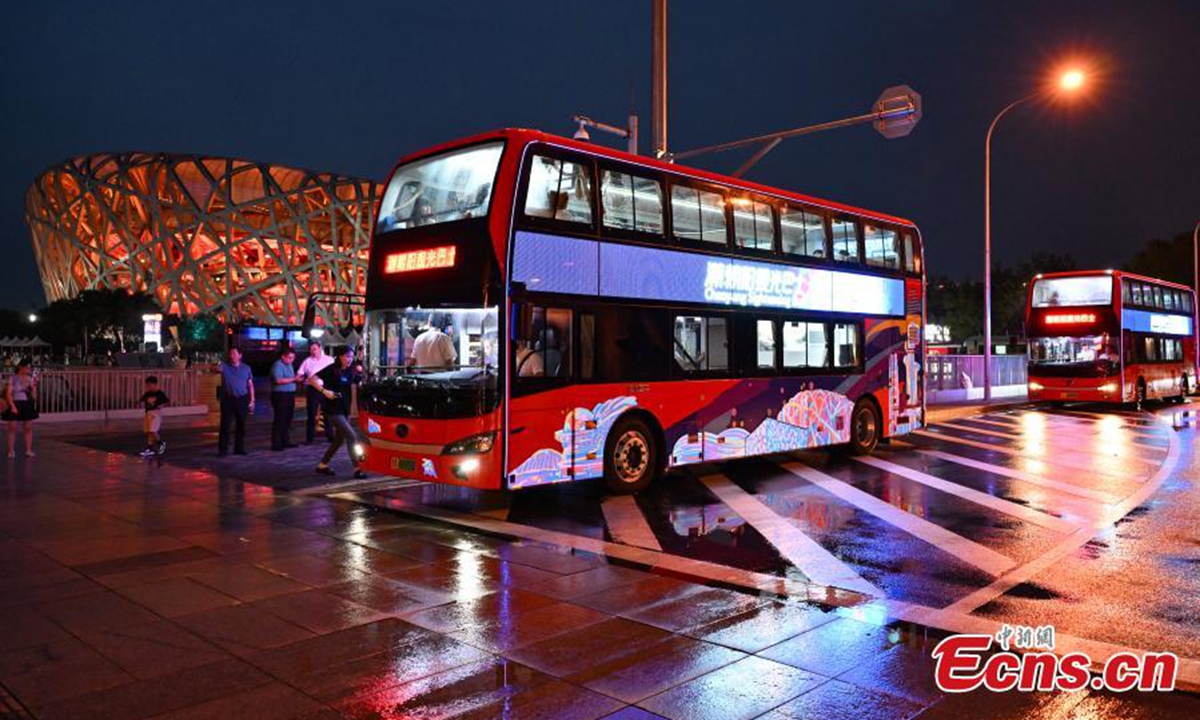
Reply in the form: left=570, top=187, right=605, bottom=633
left=927, top=354, right=1027, bottom=391
left=1, top=368, right=201, bottom=415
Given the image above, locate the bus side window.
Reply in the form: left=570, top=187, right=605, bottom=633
left=516, top=306, right=573, bottom=379
left=864, top=225, right=899, bottom=269
left=902, top=232, right=920, bottom=273
left=523, top=155, right=593, bottom=225
left=1131, top=283, right=1144, bottom=307
left=756, top=320, right=777, bottom=370
left=601, top=170, right=664, bottom=236
left=831, top=218, right=860, bottom=263
left=672, top=316, right=729, bottom=373
left=781, top=206, right=827, bottom=259
left=732, top=197, right=775, bottom=251
left=833, top=323, right=860, bottom=367
left=671, top=184, right=727, bottom=245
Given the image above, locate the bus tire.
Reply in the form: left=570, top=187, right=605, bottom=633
left=604, top=416, right=659, bottom=494
left=847, top=399, right=881, bottom=456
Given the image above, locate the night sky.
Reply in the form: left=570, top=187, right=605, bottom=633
left=1, top=0, right=1197, bottom=309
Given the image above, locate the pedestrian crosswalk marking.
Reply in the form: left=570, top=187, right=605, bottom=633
left=914, top=429, right=1145, bottom=481
left=855, top=455, right=1077, bottom=533
left=699, top=473, right=883, bottom=597
left=937, top=421, right=1163, bottom=465
left=958, top=416, right=1168, bottom=451
left=600, top=495, right=663, bottom=552
left=781, top=461, right=1018, bottom=576
left=913, top=449, right=1120, bottom=505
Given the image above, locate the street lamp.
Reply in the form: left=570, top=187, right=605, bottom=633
left=983, top=67, right=1088, bottom=401
left=27, top=313, right=38, bottom=323
left=1193, top=219, right=1199, bottom=392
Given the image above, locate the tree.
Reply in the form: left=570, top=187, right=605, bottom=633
left=1126, top=231, right=1195, bottom=287
left=35, top=289, right=160, bottom=355
left=176, top=313, right=224, bottom=356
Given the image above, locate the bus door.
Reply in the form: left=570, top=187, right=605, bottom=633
left=509, top=304, right=580, bottom=487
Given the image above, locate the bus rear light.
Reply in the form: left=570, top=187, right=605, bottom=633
left=384, top=246, right=456, bottom=274
left=1045, top=313, right=1096, bottom=325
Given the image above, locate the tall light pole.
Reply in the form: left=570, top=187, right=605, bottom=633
left=651, top=0, right=668, bottom=158
left=1193, top=219, right=1199, bottom=391
left=983, top=68, right=1087, bottom=400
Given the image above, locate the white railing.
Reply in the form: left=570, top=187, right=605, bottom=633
left=927, top=354, right=1027, bottom=403
left=2, top=368, right=202, bottom=415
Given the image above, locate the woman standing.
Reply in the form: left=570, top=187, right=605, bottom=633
left=3, top=358, right=39, bottom=458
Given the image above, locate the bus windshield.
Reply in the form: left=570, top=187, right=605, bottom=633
left=365, top=306, right=499, bottom=378
left=1030, top=276, right=1112, bottom=307
left=376, top=142, right=504, bottom=233
left=1028, top=335, right=1118, bottom=375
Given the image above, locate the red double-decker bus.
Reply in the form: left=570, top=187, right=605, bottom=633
left=357, top=129, right=925, bottom=493
left=1026, top=270, right=1196, bottom=405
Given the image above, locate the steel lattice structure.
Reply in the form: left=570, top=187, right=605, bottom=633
left=25, top=152, right=381, bottom=326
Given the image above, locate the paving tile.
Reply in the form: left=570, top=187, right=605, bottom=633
left=450, top=600, right=609, bottom=654
left=402, top=587, right=558, bottom=633
left=251, top=589, right=389, bottom=635
left=1, top=575, right=107, bottom=607
left=507, top=617, right=674, bottom=680
left=0, top=637, right=133, bottom=710
left=682, top=599, right=837, bottom=653
left=601, top=708, right=669, bottom=720
left=574, top=634, right=746, bottom=704
left=176, top=604, right=315, bottom=656
left=332, top=546, right=428, bottom=576
left=835, top=643, right=945, bottom=706
left=770, top=681, right=929, bottom=720
left=73, top=546, right=219, bottom=579
left=248, top=618, right=441, bottom=684
left=140, top=681, right=327, bottom=720
left=325, top=574, right=453, bottom=615
left=456, top=677, right=625, bottom=720
left=0, top=604, right=72, bottom=651
left=494, top=543, right=606, bottom=574
left=335, top=656, right=549, bottom=720
left=116, top=576, right=241, bottom=617
left=621, top=586, right=768, bottom=633
left=31, top=533, right=192, bottom=567
left=383, top=561, right=502, bottom=601
left=573, top=575, right=709, bottom=616
left=291, top=633, right=493, bottom=703
left=526, top=564, right=650, bottom=601
left=758, top=617, right=900, bottom=677
left=253, top=553, right=374, bottom=587
left=36, top=590, right=160, bottom=633
left=638, top=655, right=828, bottom=720
left=74, top=618, right=229, bottom=680
left=35, top=658, right=274, bottom=720
left=187, top=562, right=311, bottom=601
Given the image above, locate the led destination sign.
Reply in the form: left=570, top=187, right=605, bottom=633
left=512, top=231, right=905, bottom=316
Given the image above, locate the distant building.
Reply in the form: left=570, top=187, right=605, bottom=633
left=25, top=153, right=381, bottom=326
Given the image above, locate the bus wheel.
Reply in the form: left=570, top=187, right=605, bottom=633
left=604, top=417, right=659, bottom=494
left=848, top=400, right=881, bottom=456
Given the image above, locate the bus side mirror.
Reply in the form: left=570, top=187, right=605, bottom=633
left=301, top=301, right=317, bottom=339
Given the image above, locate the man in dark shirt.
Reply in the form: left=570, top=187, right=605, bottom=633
left=307, top=346, right=366, bottom=478
left=218, top=347, right=254, bottom=456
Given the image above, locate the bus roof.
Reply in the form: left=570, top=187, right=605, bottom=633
left=386, top=128, right=919, bottom=229
left=1033, top=269, right=1195, bottom=293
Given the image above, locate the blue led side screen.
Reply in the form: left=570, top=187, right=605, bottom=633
left=1122, top=308, right=1193, bottom=336
left=511, top=230, right=906, bottom=317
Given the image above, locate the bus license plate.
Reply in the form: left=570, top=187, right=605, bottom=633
left=1063, top=392, right=1078, bottom=399
left=391, top=457, right=416, bottom=473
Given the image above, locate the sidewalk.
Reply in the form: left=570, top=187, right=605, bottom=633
left=2, top=426, right=1196, bottom=719
left=926, top=397, right=1030, bottom=425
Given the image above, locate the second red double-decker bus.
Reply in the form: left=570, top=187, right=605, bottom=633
left=1026, top=270, right=1196, bottom=405
left=358, top=129, right=925, bottom=493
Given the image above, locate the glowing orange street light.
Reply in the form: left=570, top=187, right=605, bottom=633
left=1059, top=69, right=1085, bottom=92
left=982, top=64, right=1092, bottom=400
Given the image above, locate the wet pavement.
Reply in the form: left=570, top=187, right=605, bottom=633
left=0, top=400, right=1197, bottom=718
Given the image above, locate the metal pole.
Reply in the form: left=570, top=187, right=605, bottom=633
left=1194, top=220, right=1199, bottom=390
left=651, top=0, right=667, bottom=158
left=983, top=93, right=1039, bottom=402
left=628, top=112, right=639, bottom=155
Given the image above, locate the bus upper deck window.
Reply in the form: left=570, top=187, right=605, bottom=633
left=601, top=170, right=663, bottom=235
left=831, top=218, right=860, bottom=263
left=902, top=232, right=920, bottom=273
left=781, top=206, right=826, bottom=259
left=524, top=155, right=593, bottom=225
left=864, top=225, right=899, bottom=269
left=732, top=197, right=775, bottom=251
left=671, top=185, right=726, bottom=245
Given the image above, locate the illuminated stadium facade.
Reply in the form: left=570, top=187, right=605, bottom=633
left=24, top=152, right=382, bottom=326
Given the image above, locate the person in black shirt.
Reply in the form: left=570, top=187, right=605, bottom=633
left=138, top=376, right=170, bottom=456
left=307, top=346, right=367, bottom=478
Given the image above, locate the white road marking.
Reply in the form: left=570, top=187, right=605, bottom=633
left=699, top=473, right=882, bottom=597
left=600, top=495, right=663, bottom=552
left=781, top=462, right=1017, bottom=576
left=959, top=416, right=1168, bottom=451
left=855, top=456, right=1077, bottom=533
left=915, top=449, right=1120, bottom=505
left=294, top=477, right=426, bottom=496
left=940, top=421, right=1182, bottom=617
left=913, top=429, right=1146, bottom=480
left=936, top=421, right=1161, bottom=467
